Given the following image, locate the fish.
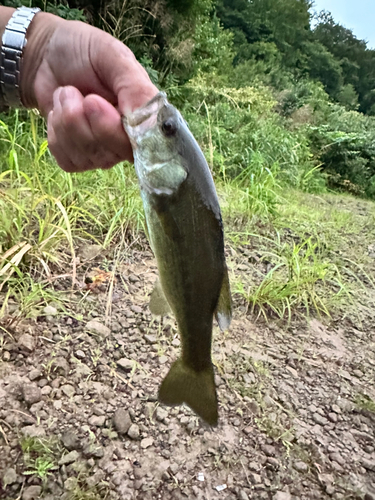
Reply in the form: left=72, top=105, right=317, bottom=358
left=123, top=92, right=232, bottom=426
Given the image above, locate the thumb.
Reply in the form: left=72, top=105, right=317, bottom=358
left=89, top=32, right=159, bottom=115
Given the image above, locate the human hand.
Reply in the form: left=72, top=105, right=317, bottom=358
left=20, top=12, right=158, bottom=172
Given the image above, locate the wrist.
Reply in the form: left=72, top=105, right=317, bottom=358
left=21, top=11, right=64, bottom=108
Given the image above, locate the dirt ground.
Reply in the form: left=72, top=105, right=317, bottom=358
left=1, top=231, right=375, bottom=500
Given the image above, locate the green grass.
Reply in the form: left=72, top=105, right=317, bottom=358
left=1, top=108, right=375, bottom=325
left=21, top=436, right=61, bottom=482
left=355, top=393, right=375, bottom=413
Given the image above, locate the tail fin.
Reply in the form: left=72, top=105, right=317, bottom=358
left=158, top=359, right=218, bottom=426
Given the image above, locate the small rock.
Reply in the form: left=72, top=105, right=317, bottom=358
left=52, top=357, right=70, bottom=376
left=261, top=444, right=276, bottom=457
left=82, top=441, right=104, bottom=458
left=130, top=305, right=142, bottom=314
left=22, top=485, right=42, bottom=500
left=22, top=425, right=46, bottom=438
left=155, top=406, right=168, bottom=422
left=171, top=338, right=180, bottom=347
left=28, top=368, right=42, bottom=381
left=263, top=395, right=274, bottom=407
left=273, top=492, right=291, bottom=500
left=61, top=384, right=75, bottom=398
left=141, top=436, right=154, bottom=449
left=159, top=355, right=168, bottom=364
left=18, top=333, right=35, bottom=352
left=3, top=467, right=17, bottom=486
left=113, top=408, right=132, bottom=435
left=238, top=490, right=249, bottom=500
left=79, top=244, right=102, bottom=261
left=43, top=305, right=58, bottom=316
left=327, top=412, right=338, bottom=423
left=312, top=413, right=328, bottom=426
left=22, top=384, right=42, bottom=405
left=127, top=423, right=140, bottom=440
left=86, top=320, right=110, bottom=337
left=144, top=334, right=157, bottom=344
left=267, top=457, right=279, bottom=469
left=361, top=458, right=375, bottom=472
left=64, top=477, right=78, bottom=491
left=89, top=415, right=106, bottom=427
left=329, top=452, right=345, bottom=466
left=58, top=450, right=80, bottom=465
left=61, top=430, right=81, bottom=451
left=116, top=358, right=135, bottom=371
left=248, top=401, right=260, bottom=416
left=331, top=404, right=341, bottom=414
left=75, top=350, right=86, bottom=359
left=293, top=461, right=308, bottom=472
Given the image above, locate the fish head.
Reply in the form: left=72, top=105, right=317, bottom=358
left=123, top=92, right=185, bottom=167
left=123, top=92, right=188, bottom=196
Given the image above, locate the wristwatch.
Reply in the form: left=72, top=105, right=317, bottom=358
left=0, top=6, right=41, bottom=109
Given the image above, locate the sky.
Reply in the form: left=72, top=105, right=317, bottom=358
left=310, top=0, right=375, bottom=49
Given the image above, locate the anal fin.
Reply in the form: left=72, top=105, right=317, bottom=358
left=149, top=278, right=171, bottom=316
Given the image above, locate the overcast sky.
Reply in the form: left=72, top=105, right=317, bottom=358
left=310, top=0, right=375, bottom=49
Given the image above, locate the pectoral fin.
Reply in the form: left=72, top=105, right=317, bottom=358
left=215, top=265, right=232, bottom=331
left=149, top=278, right=171, bottom=316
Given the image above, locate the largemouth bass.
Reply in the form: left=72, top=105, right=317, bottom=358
left=123, top=92, right=232, bottom=426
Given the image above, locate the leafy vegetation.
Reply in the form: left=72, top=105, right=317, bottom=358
left=1, top=0, right=375, bottom=325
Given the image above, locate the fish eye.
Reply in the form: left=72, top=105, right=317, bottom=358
left=161, top=118, right=177, bottom=136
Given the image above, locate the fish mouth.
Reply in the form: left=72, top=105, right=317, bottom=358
left=123, top=92, right=168, bottom=148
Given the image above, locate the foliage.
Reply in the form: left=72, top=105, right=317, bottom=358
left=235, top=233, right=346, bottom=321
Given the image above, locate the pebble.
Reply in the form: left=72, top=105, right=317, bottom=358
left=361, top=458, right=375, bottom=472
left=159, top=355, right=168, bottom=364
left=238, top=489, right=249, bottom=500
left=75, top=350, right=86, bottom=359
left=293, top=461, right=309, bottom=472
left=89, top=415, right=106, bottom=427
left=117, top=358, right=135, bottom=371
left=17, top=333, right=35, bottom=352
left=28, top=368, right=42, bottom=381
left=273, top=492, right=291, bottom=500
left=82, top=441, right=104, bottom=458
left=22, top=384, right=42, bottom=405
left=79, top=244, right=102, bottom=260
left=327, top=412, right=338, bottom=423
left=22, top=425, right=46, bottom=438
left=3, top=467, right=17, bottom=486
left=113, top=408, right=132, bottom=434
left=144, top=334, right=157, bottom=344
left=155, top=406, right=168, bottom=422
left=261, top=444, right=276, bottom=457
left=61, top=430, right=81, bottom=451
left=312, top=413, right=328, bottom=425
left=130, top=305, right=143, bottom=314
left=58, top=450, right=80, bottom=465
left=128, top=423, right=140, bottom=440
left=43, top=305, right=58, bottom=316
left=61, top=384, right=75, bottom=398
left=85, top=320, right=111, bottom=337
left=22, top=485, right=42, bottom=500
left=267, top=457, right=279, bottom=469
left=141, top=437, right=154, bottom=449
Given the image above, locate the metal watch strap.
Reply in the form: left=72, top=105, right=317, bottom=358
left=0, top=6, right=41, bottom=108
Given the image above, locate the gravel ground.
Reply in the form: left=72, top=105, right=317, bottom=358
left=0, top=241, right=375, bottom=500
